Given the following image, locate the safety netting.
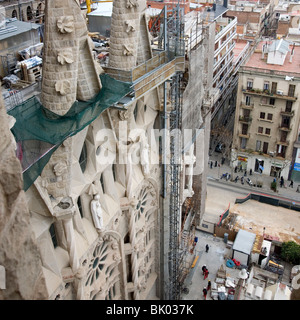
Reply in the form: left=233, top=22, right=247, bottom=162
left=8, top=73, right=133, bottom=191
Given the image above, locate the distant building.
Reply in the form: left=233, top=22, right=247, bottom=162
left=0, top=18, right=41, bottom=77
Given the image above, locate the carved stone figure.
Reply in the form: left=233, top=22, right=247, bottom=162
left=140, top=134, right=150, bottom=176
left=90, top=194, right=104, bottom=231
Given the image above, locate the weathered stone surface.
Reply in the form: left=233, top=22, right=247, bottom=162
left=0, top=90, right=48, bottom=300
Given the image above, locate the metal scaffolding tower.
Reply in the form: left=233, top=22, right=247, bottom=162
left=168, top=71, right=183, bottom=300
left=151, top=2, right=185, bottom=300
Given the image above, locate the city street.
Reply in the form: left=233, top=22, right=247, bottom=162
left=180, top=150, right=299, bottom=300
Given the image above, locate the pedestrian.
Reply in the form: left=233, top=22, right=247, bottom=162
left=214, top=160, right=217, bottom=167
left=205, top=244, right=209, bottom=253
left=289, top=180, right=294, bottom=188
left=203, top=287, right=207, bottom=300
left=280, top=176, right=284, bottom=188
left=207, top=280, right=211, bottom=291
left=204, top=269, right=209, bottom=280
left=210, top=161, right=213, bottom=169
left=202, top=265, right=207, bottom=275
left=249, top=169, right=252, bottom=176
left=234, top=166, right=237, bottom=173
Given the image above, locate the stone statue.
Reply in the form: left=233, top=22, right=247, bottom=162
left=140, top=134, right=150, bottom=176
left=90, top=194, right=104, bottom=231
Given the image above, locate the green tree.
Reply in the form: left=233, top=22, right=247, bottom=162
left=281, top=241, right=300, bottom=265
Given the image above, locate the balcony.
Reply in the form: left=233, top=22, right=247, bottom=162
left=242, top=88, right=297, bottom=101
left=278, top=124, right=292, bottom=132
left=240, top=102, right=254, bottom=109
left=238, top=132, right=250, bottom=139
left=276, top=140, right=289, bottom=147
left=239, top=115, right=252, bottom=123
left=280, top=110, right=294, bottom=117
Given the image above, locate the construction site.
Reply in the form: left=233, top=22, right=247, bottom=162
left=0, top=0, right=226, bottom=300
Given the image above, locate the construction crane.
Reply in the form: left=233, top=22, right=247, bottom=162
left=86, top=0, right=113, bottom=13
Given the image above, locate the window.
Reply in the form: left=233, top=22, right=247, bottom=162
left=288, top=84, right=295, bottom=97
left=265, top=128, right=271, bottom=135
left=285, top=101, right=293, bottom=112
left=79, top=142, right=87, bottom=173
left=260, top=112, right=265, bottom=119
left=245, top=95, right=251, bottom=106
left=258, top=126, right=263, bottom=134
left=267, top=113, right=273, bottom=121
left=280, top=131, right=288, bottom=142
left=12, top=10, right=17, bottom=18
left=100, top=174, right=105, bottom=193
left=242, top=123, right=248, bottom=135
left=49, top=223, right=58, bottom=248
left=269, top=98, right=275, bottom=105
left=281, top=116, right=290, bottom=128
left=241, top=138, right=247, bottom=149
left=27, top=6, right=33, bottom=20
left=263, top=142, right=268, bottom=154
left=256, top=140, right=262, bottom=152
left=271, top=82, right=277, bottom=94
left=263, top=81, right=270, bottom=91
left=77, top=196, right=83, bottom=218
left=247, top=79, right=253, bottom=90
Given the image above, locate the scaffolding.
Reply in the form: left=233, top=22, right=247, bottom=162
left=151, top=3, right=185, bottom=300
left=168, top=71, right=183, bottom=300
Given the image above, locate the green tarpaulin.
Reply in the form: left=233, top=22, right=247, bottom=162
left=8, top=73, right=132, bottom=191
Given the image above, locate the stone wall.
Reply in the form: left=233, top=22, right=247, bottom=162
left=0, top=88, right=47, bottom=300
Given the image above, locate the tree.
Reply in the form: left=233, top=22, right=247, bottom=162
left=281, top=241, right=300, bottom=265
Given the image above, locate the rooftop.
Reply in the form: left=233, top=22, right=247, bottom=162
left=232, top=229, right=256, bottom=255
left=233, top=39, right=249, bottom=63
left=0, top=18, right=41, bottom=41
left=243, top=40, right=300, bottom=75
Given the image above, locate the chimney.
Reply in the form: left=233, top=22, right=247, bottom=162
left=213, top=3, right=216, bottom=11
left=223, top=0, right=228, bottom=8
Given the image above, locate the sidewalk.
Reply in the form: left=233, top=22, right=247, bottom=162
left=208, top=152, right=300, bottom=203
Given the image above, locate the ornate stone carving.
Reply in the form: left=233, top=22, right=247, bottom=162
left=125, top=20, right=135, bottom=33
left=53, top=161, right=67, bottom=181
left=123, top=44, right=134, bottom=56
left=55, top=80, right=71, bottom=96
left=57, top=50, right=74, bottom=65
left=126, top=0, right=139, bottom=8
left=90, top=194, right=104, bottom=231
left=118, top=109, right=130, bottom=120
left=57, top=16, right=74, bottom=34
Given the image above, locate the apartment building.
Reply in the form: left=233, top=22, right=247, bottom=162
left=211, top=11, right=237, bottom=118
left=232, top=39, right=300, bottom=181
left=226, top=0, right=278, bottom=40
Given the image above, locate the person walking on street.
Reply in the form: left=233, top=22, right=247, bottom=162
left=202, top=265, right=207, bottom=275
left=205, top=244, right=209, bottom=253
left=280, top=176, right=284, bottom=188
left=204, top=269, right=209, bottom=280
left=203, top=287, right=207, bottom=300
left=207, top=280, right=211, bottom=292
left=289, top=180, right=294, bottom=188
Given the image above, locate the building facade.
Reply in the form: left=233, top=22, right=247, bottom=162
left=232, top=39, right=300, bottom=182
